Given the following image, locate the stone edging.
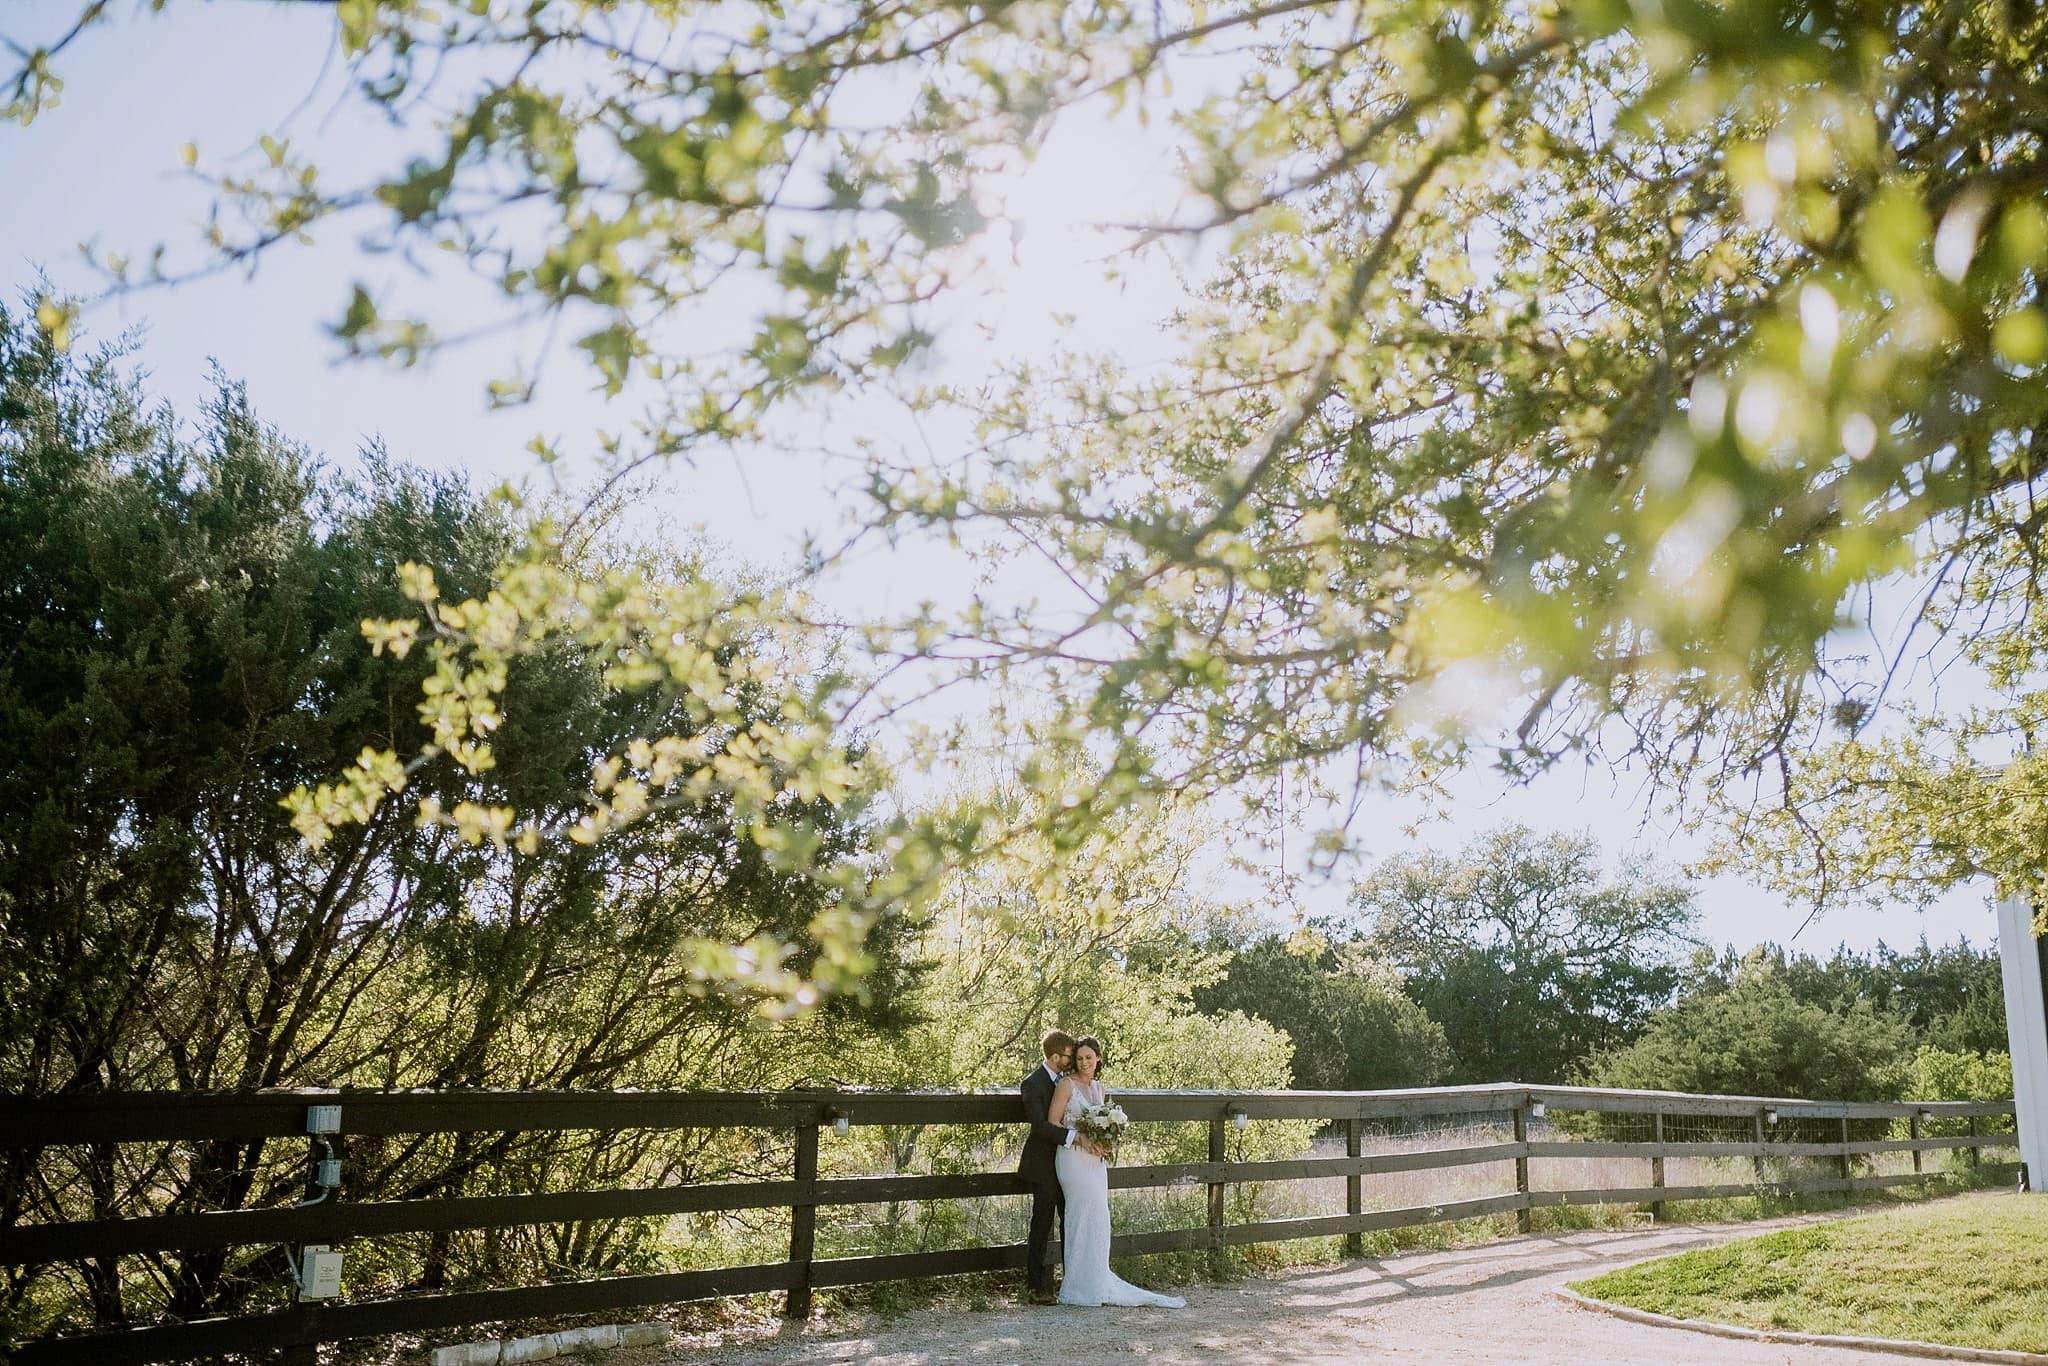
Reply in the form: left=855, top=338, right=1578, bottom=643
left=1554, top=1288, right=2048, bottom=1365
left=430, top=1321, right=670, bottom=1365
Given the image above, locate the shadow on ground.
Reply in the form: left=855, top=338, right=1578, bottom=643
left=654, top=1196, right=2007, bottom=1366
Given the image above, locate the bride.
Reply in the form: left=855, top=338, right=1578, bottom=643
left=1051, top=1036, right=1187, bottom=1308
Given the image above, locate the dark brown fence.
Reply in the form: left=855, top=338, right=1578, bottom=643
left=0, top=1083, right=2018, bottom=1364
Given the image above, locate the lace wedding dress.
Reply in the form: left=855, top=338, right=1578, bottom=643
left=1054, top=1081, right=1187, bottom=1308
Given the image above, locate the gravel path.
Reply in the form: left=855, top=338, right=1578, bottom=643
left=654, top=1205, right=1980, bottom=1366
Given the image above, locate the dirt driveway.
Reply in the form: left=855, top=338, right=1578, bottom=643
left=655, top=1205, right=1982, bottom=1365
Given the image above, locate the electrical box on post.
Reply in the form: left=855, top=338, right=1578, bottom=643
left=298, top=1246, right=343, bottom=1300
left=306, top=1104, right=342, bottom=1134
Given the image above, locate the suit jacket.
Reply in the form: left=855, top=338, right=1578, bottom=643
left=1018, top=1064, right=1070, bottom=1190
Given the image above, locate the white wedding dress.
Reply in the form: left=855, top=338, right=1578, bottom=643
left=1054, top=1080, right=1186, bottom=1308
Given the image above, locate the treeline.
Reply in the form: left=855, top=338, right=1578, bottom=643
left=1198, top=825, right=2010, bottom=1107
left=1586, top=940, right=2009, bottom=1105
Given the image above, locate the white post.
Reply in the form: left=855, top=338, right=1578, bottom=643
left=1995, top=894, right=2048, bottom=1192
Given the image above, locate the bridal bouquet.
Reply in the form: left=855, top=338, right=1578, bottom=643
left=1071, top=1100, right=1130, bottom=1157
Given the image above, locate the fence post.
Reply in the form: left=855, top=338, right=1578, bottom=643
left=1968, top=1114, right=1980, bottom=1170
left=1512, top=1101, right=1531, bottom=1234
left=1207, top=1113, right=1228, bottom=1276
left=1838, top=1116, right=1853, bottom=1186
left=787, top=1118, right=819, bottom=1320
left=1344, top=1117, right=1363, bottom=1258
left=1752, top=1108, right=1768, bottom=1190
left=281, top=1308, right=321, bottom=1366
left=282, top=1119, right=344, bottom=1366
left=1649, top=1112, right=1666, bottom=1223
left=1910, top=1113, right=1923, bottom=1176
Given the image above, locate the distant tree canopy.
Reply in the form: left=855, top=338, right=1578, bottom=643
left=1682, top=938, right=2011, bottom=1057
left=1352, top=826, right=1699, bottom=1084
left=1190, top=826, right=2007, bottom=1098
left=1191, top=933, right=1454, bottom=1091
left=1580, top=962, right=1917, bottom=1102
left=8, top=0, right=2044, bottom=973
left=1579, top=938, right=2010, bottom=1101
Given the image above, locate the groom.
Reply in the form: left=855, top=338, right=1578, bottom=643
left=1018, top=1029, right=1079, bottom=1304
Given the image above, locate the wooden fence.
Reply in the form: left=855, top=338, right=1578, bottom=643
left=0, top=1083, right=2019, bottom=1364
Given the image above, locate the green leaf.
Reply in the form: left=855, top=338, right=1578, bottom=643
left=1992, top=309, right=2047, bottom=368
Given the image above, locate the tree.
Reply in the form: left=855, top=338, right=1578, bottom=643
left=0, top=306, right=907, bottom=1333
left=8, top=0, right=2044, bottom=981
left=1701, top=527, right=2048, bottom=923
left=1904, top=1046, right=2014, bottom=1148
left=1676, top=938, right=2009, bottom=1057
left=795, top=770, right=1302, bottom=1254
left=882, top=768, right=1297, bottom=1096
left=1354, top=826, right=1699, bottom=1083
left=1579, top=957, right=1914, bottom=1102
left=1192, top=933, right=1453, bottom=1091
left=1775, top=940, right=2007, bottom=1057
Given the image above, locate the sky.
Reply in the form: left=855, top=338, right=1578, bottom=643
left=0, top=2, right=2002, bottom=958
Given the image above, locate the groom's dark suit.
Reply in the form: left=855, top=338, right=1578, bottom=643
left=1018, top=1062, right=1073, bottom=1294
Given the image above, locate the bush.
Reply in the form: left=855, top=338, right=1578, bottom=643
left=1578, top=968, right=1912, bottom=1101
left=1900, top=1047, right=2015, bottom=1144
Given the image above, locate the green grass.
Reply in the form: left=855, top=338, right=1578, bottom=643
left=1571, top=1195, right=2048, bottom=1354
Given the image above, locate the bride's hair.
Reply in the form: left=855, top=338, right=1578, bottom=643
left=1074, top=1036, right=1106, bottom=1075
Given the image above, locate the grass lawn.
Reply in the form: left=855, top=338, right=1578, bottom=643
left=1570, top=1195, right=2048, bottom=1354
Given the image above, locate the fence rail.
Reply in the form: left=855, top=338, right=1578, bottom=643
left=0, top=1083, right=2019, bottom=1365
